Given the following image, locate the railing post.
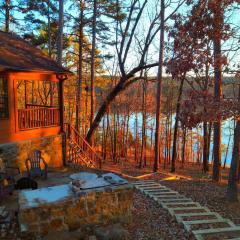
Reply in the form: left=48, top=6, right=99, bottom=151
left=67, top=123, right=71, bottom=139
left=99, top=157, right=102, bottom=169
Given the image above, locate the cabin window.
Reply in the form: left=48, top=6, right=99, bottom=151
left=0, top=77, right=9, bottom=119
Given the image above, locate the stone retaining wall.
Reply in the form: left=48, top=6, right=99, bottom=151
left=19, top=184, right=133, bottom=237
left=0, top=134, right=63, bottom=171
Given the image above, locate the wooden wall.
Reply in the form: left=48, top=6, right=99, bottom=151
left=0, top=71, right=62, bottom=144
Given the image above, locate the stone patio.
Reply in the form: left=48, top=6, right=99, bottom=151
left=0, top=167, right=133, bottom=239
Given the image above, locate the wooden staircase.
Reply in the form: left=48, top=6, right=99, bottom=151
left=64, top=124, right=102, bottom=169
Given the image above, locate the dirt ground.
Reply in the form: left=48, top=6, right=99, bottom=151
left=1, top=162, right=240, bottom=240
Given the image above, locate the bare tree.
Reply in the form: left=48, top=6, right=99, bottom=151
left=76, top=0, right=85, bottom=131
left=5, top=0, right=10, bottom=32
left=90, top=0, right=97, bottom=132
left=57, top=0, right=64, bottom=65
left=212, top=1, right=223, bottom=182
left=154, top=0, right=165, bottom=172
left=86, top=0, right=185, bottom=143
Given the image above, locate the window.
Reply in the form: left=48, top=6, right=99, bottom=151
left=0, top=77, right=9, bottom=118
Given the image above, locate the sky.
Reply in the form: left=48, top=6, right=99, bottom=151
left=0, top=0, right=239, bottom=77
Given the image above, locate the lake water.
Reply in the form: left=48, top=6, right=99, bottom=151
left=102, top=113, right=234, bottom=166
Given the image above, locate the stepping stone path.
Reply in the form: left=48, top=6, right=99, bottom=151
left=133, top=180, right=240, bottom=240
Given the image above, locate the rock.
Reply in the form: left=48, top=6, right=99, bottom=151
left=43, top=229, right=85, bottom=240
left=94, top=224, right=129, bottom=240
left=88, top=236, right=97, bottom=240
left=0, top=206, right=8, bottom=219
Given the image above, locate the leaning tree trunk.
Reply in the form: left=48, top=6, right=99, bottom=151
left=86, top=79, right=126, bottom=142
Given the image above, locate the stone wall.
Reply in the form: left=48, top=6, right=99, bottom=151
left=19, top=184, right=133, bottom=237
left=0, top=134, right=64, bottom=171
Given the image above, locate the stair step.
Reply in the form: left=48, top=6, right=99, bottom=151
left=175, top=212, right=222, bottom=223
left=193, top=226, right=240, bottom=240
left=182, top=218, right=235, bottom=231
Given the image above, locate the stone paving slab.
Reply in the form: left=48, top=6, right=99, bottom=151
left=182, top=218, right=235, bottom=231
left=133, top=180, right=240, bottom=240
left=155, top=198, right=193, bottom=203
left=152, top=194, right=185, bottom=200
left=162, top=202, right=199, bottom=206
left=140, top=187, right=169, bottom=191
left=134, top=183, right=160, bottom=187
left=145, top=189, right=171, bottom=193
left=161, top=202, right=200, bottom=209
left=193, top=227, right=240, bottom=240
left=168, top=207, right=210, bottom=217
left=133, top=180, right=156, bottom=185
left=175, top=212, right=223, bottom=223
left=141, top=186, right=169, bottom=190
left=145, top=191, right=178, bottom=195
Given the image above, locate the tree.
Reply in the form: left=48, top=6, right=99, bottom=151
left=227, top=73, right=240, bottom=202
left=211, top=0, right=224, bottom=182
left=57, top=0, right=64, bottom=65
left=90, top=0, right=97, bottom=131
left=75, top=0, right=85, bottom=131
left=4, top=0, right=10, bottom=32
left=86, top=0, right=186, bottom=143
left=154, top=0, right=165, bottom=172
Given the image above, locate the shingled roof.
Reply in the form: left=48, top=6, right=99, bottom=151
left=0, top=31, right=71, bottom=74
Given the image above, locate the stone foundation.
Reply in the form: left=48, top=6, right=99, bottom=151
left=19, top=184, right=133, bottom=237
left=0, top=134, right=63, bottom=171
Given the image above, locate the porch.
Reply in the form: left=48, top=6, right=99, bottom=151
left=17, top=79, right=61, bottom=131
left=18, top=105, right=60, bottom=130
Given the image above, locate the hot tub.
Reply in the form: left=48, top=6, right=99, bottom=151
left=18, top=172, right=133, bottom=236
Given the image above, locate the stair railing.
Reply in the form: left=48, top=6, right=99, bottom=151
left=64, top=123, right=102, bottom=169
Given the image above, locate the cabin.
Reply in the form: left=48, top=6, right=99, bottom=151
left=0, top=31, right=71, bottom=171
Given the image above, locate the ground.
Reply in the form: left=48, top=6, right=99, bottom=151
left=1, top=162, right=240, bottom=240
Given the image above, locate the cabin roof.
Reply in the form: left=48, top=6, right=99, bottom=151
left=0, top=31, right=71, bottom=75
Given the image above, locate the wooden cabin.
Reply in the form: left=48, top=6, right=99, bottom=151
left=0, top=31, right=71, bottom=170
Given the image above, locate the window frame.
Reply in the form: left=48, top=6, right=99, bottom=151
left=0, top=76, right=9, bottom=119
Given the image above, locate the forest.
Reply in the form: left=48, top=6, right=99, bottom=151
left=1, top=0, right=240, bottom=203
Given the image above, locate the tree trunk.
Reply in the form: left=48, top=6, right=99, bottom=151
left=140, top=79, right=147, bottom=168
left=203, top=62, right=210, bottom=172
left=135, top=112, right=139, bottom=163
left=181, top=126, right=187, bottom=168
left=5, top=0, right=10, bottom=32
left=226, top=121, right=240, bottom=201
left=154, top=0, right=165, bottom=172
left=207, top=122, right=212, bottom=162
left=212, top=1, right=223, bottom=182
left=171, top=77, right=184, bottom=173
left=57, top=0, right=63, bottom=65
left=86, top=79, right=126, bottom=142
left=203, top=122, right=209, bottom=172
left=223, top=132, right=231, bottom=169
left=90, top=0, right=97, bottom=131
left=227, top=84, right=240, bottom=202
left=76, top=0, right=84, bottom=131
left=47, top=0, right=52, bottom=57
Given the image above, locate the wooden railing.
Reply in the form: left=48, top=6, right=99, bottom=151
left=26, top=104, right=59, bottom=109
left=64, top=123, right=102, bottom=169
left=18, top=107, right=60, bottom=130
